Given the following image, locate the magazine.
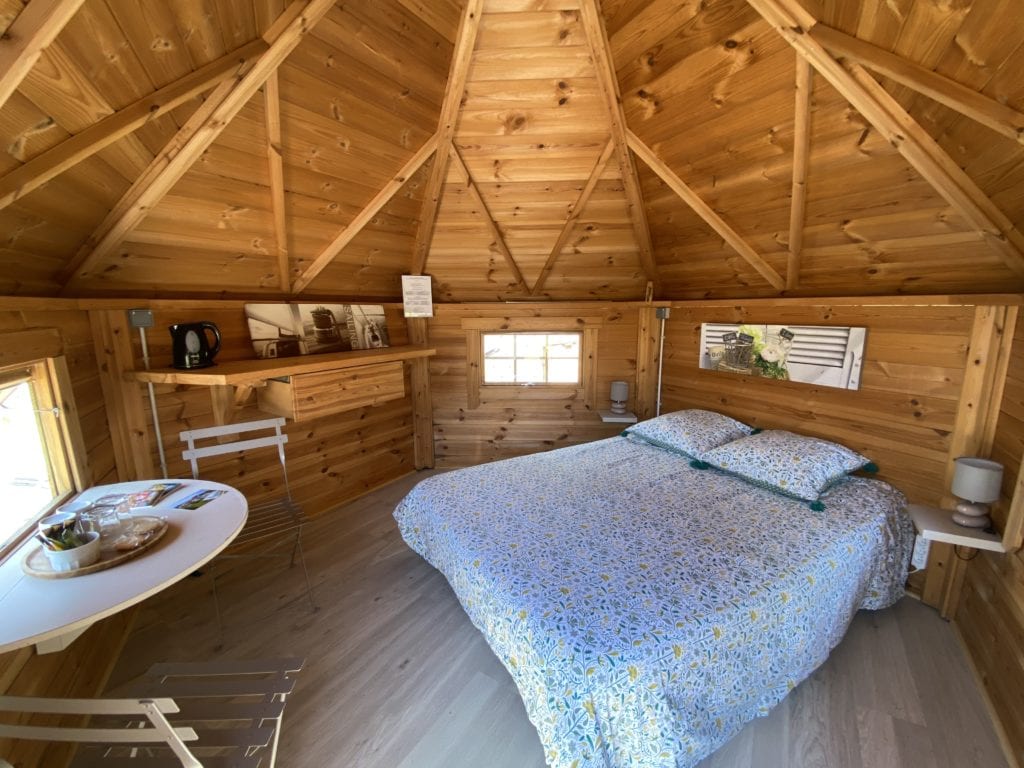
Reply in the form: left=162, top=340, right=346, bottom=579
left=92, top=482, right=186, bottom=509
left=175, top=489, right=227, bottom=510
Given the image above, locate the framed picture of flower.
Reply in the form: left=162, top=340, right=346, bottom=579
left=699, top=323, right=866, bottom=390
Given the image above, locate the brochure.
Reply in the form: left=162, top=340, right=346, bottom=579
left=175, top=489, right=227, bottom=510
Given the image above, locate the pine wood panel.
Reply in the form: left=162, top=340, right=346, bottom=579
left=130, top=302, right=416, bottom=517
left=429, top=303, right=637, bottom=466
left=958, top=316, right=1024, bottom=767
left=0, top=303, right=119, bottom=768
left=660, top=301, right=976, bottom=505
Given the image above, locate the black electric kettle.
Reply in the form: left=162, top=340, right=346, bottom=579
left=169, top=322, right=221, bottom=369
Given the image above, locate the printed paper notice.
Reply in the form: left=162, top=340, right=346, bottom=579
left=401, top=275, right=434, bottom=317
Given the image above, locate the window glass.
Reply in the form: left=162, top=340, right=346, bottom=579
left=482, top=333, right=581, bottom=385
left=0, top=379, right=59, bottom=545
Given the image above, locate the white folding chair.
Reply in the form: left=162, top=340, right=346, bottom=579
left=179, top=418, right=316, bottom=627
left=0, top=657, right=303, bottom=768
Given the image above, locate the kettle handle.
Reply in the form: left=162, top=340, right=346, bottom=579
left=201, top=322, right=221, bottom=358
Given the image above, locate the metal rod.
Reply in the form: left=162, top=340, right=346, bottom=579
left=655, top=316, right=667, bottom=417
left=139, top=327, right=169, bottom=478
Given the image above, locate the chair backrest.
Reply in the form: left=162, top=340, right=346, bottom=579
left=179, top=417, right=293, bottom=499
left=0, top=695, right=201, bottom=768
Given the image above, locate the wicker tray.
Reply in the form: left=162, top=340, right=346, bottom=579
left=22, top=516, right=169, bottom=579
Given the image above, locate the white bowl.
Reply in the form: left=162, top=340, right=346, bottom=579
left=43, top=531, right=101, bottom=572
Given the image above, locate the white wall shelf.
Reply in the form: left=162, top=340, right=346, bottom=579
left=599, top=410, right=637, bottom=424
left=907, top=503, right=1005, bottom=553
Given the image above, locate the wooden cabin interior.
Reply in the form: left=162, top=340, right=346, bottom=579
left=1, top=0, right=1024, bottom=765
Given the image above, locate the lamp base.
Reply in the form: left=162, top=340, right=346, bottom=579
left=610, top=401, right=626, bottom=415
left=952, top=500, right=991, bottom=529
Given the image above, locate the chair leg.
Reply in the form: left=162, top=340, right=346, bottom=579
left=295, top=533, right=317, bottom=612
left=209, top=563, right=224, bottom=636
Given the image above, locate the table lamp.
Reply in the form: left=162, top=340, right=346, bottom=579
left=951, top=457, right=1003, bottom=529
left=609, top=380, right=629, bottom=415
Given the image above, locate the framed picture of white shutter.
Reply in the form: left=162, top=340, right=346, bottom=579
left=699, top=323, right=866, bottom=390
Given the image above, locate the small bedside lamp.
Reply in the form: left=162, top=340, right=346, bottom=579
left=951, top=457, right=1003, bottom=529
left=609, top=380, right=629, bottom=415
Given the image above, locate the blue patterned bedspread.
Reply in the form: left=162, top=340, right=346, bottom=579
left=393, top=437, right=913, bottom=767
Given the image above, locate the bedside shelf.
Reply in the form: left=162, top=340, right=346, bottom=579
left=599, top=410, right=638, bottom=424
left=907, top=503, right=1005, bottom=553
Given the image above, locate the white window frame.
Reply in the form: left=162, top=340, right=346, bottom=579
left=481, top=331, right=583, bottom=386
left=0, top=328, right=88, bottom=562
left=462, top=317, right=600, bottom=410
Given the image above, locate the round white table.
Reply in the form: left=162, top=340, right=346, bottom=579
left=0, top=480, right=247, bottom=654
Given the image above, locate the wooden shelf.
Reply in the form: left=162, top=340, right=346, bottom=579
left=125, top=345, right=436, bottom=387
left=907, top=503, right=1006, bottom=553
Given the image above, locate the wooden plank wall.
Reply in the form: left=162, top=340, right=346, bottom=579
left=658, top=300, right=976, bottom=505
left=126, top=301, right=416, bottom=517
left=0, top=302, right=124, bottom=768
left=429, top=302, right=637, bottom=466
left=957, top=316, right=1024, bottom=767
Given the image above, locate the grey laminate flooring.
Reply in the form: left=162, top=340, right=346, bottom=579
left=109, top=469, right=1008, bottom=768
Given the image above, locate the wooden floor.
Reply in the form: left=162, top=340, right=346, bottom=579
left=109, top=470, right=1008, bottom=768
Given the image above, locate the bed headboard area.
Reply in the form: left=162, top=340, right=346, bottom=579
left=660, top=299, right=1013, bottom=511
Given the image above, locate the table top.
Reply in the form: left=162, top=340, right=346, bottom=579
left=0, top=479, right=247, bottom=654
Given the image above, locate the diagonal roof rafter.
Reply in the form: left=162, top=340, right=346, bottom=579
left=0, top=0, right=85, bottom=113
left=448, top=141, right=529, bottom=294
left=810, top=23, right=1024, bottom=146
left=531, top=138, right=616, bottom=297
left=579, top=0, right=658, bottom=292
left=0, top=38, right=268, bottom=212
left=746, top=0, right=1024, bottom=278
left=627, top=131, right=787, bottom=291
left=59, top=0, right=337, bottom=292
left=292, top=132, right=440, bottom=294
left=411, top=0, right=483, bottom=277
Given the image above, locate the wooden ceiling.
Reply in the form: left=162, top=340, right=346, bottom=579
left=1, top=0, right=1023, bottom=300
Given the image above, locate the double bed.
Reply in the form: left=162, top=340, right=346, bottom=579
left=393, top=415, right=913, bottom=767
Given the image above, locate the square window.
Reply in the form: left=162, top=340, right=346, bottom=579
left=481, top=333, right=582, bottom=385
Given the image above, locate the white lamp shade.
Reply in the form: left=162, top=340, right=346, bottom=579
left=951, top=457, right=1003, bottom=503
left=609, top=381, right=628, bottom=402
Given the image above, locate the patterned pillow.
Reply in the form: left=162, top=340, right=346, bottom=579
left=623, top=409, right=753, bottom=460
left=702, top=430, right=873, bottom=502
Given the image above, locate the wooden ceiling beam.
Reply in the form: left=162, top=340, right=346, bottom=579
left=0, top=0, right=85, bottom=112
left=263, top=70, right=289, bottom=293
left=0, top=38, right=268, bottom=212
left=811, top=23, right=1024, bottom=146
left=579, top=0, right=658, bottom=292
left=747, top=0, right=1024, bottom=278
left=531, top=138, right=615, bottom=297
left=411, top=0, right=483, bottom=276
left=448, top=141, right=529, bottom=294
left=292, top=132, right=440, bottom=294
left=627, top=130, right=787, bottom=291
left=59, top=0, right=335, bottom=292
left=787, top=59, right=813, bottom=291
